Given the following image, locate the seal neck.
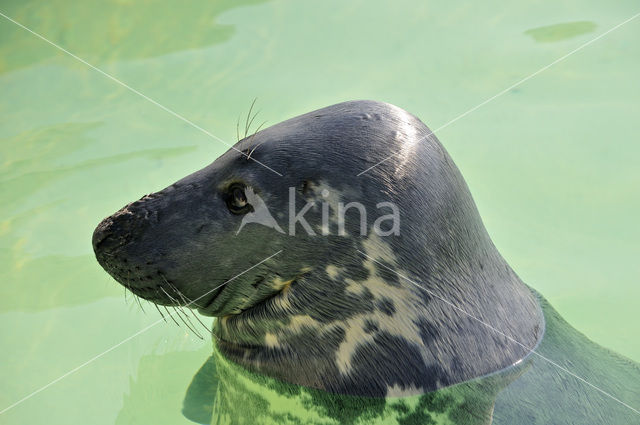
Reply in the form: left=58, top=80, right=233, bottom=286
left=212, top=238, right=544, bottom=396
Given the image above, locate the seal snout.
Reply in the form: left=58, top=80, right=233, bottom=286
left=92, top=216, right=119, bottom=255
left=92, top=211, right=134, bottom=259
left=92, top=203, right=157, bottom=288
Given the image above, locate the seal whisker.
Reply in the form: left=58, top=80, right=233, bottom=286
left=161, top=277, right=191, bottom=308
left=173, top=306, right=203, bottom=339
left=177, top=306, right=204, bottom=339
left=236, top=114, right=241, bottom=143
left=125, top=270, right=143, bottom=313
left=244, top=98, right=258, bottom=139
left=172, top=306, right=187, bottom=327
left=188, top=309, right=211, bottom=334
left=164, top=305, right=181, bottom=327
left=247, top=120, right=268, bottom=160
left=160, top=285, right=203, bottom=338
left=159, top=285, right=195, bottom=329
left=166, top=283, right=211, bottom=333
left=159, top=285, right=178, bottom=303
left=154, top=304, right=167, bottom=322
left=166, top=281, right=191, bottom=306
left=159, top=277, right=180, bottom=298
left=249, top=119, right=266, bottom=142
left=245, top=108, right=261, bottom=141
left=134, top=295, right=145, bottom=313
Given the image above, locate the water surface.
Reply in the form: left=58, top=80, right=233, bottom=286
left=1, top=1, right=639, bottom=423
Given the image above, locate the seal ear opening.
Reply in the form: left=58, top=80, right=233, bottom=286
left=301, top=179, right=311, bottom=195
left=300, top=178, right=321, bottom=197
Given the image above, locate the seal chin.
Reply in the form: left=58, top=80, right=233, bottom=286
left=193, top=285, right=229, bottom=316
left=196, top=298, right=223, bottom=317
left=196, top=275, right=269, bottom=317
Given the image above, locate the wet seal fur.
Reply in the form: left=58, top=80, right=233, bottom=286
left=93, top=100, right=544, bottom=397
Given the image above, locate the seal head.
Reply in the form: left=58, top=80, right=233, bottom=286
left=93, top=100, right=544, bottom=397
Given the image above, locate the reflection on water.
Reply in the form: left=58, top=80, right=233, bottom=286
left=0, top=0, right=268, bottom=74
left=524, top=21, right=597, bottom=43
left=115, top=348, right=211, bottom=425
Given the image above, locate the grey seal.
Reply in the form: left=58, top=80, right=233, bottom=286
left=92, top=100, right=545, bottom=397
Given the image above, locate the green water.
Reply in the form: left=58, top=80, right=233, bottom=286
left=1, top=0, right=638, bottom=423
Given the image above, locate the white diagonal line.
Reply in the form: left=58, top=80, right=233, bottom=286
left=358, top=250, right=640, bottom=416
left=357, top=11, right=640, bottom=176
left=0, top=250, right=282, bottom=415
left=0, top=11, right=283, bottom=177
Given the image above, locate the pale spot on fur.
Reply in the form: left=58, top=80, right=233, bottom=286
left=267, top=269, right=312, bottom=310
left=344, top=278, right=361, bottom=294
left=306, top=181, right=361, bottom=234
left=259, top=234, right=428, bottom=378
left=326, top=265, right=340, bottom=279
left=287, top=315, right=322, bottom=332
left=264, top=332, right=279, bottom=348
left=335, top=233, right=427, bottom=375
left=270, top=276, right=294, bottom=291
left=308, top=181, right=342, bottom=212
left=266, top=276, right=294, bottom=311
left=362, top=232, right=397, bottom=264
left=335, top=316, right=375, bottom=374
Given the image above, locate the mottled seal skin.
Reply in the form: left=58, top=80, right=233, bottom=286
left=92, top=100, right=544, bottom=397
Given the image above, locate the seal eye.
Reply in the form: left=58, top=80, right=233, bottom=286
left=233, top=187, right=247, bottom=206
left=226, top=184, right=252, bottom=215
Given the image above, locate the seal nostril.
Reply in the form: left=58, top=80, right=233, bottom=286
left=92, top=216, right=129, bottom=259
left=92, top=206, right=147, bottom=261
left=92, top=220, right=112, bottom=251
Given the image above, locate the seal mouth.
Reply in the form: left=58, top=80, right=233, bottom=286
left=196, top=274, right=268, bottom=317
left=195, top=284, right=231, bottom=316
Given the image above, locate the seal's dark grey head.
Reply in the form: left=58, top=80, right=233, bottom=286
left=92, top=100, right=425, bottom=316
left=93, top=100, right=544, bottom=397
